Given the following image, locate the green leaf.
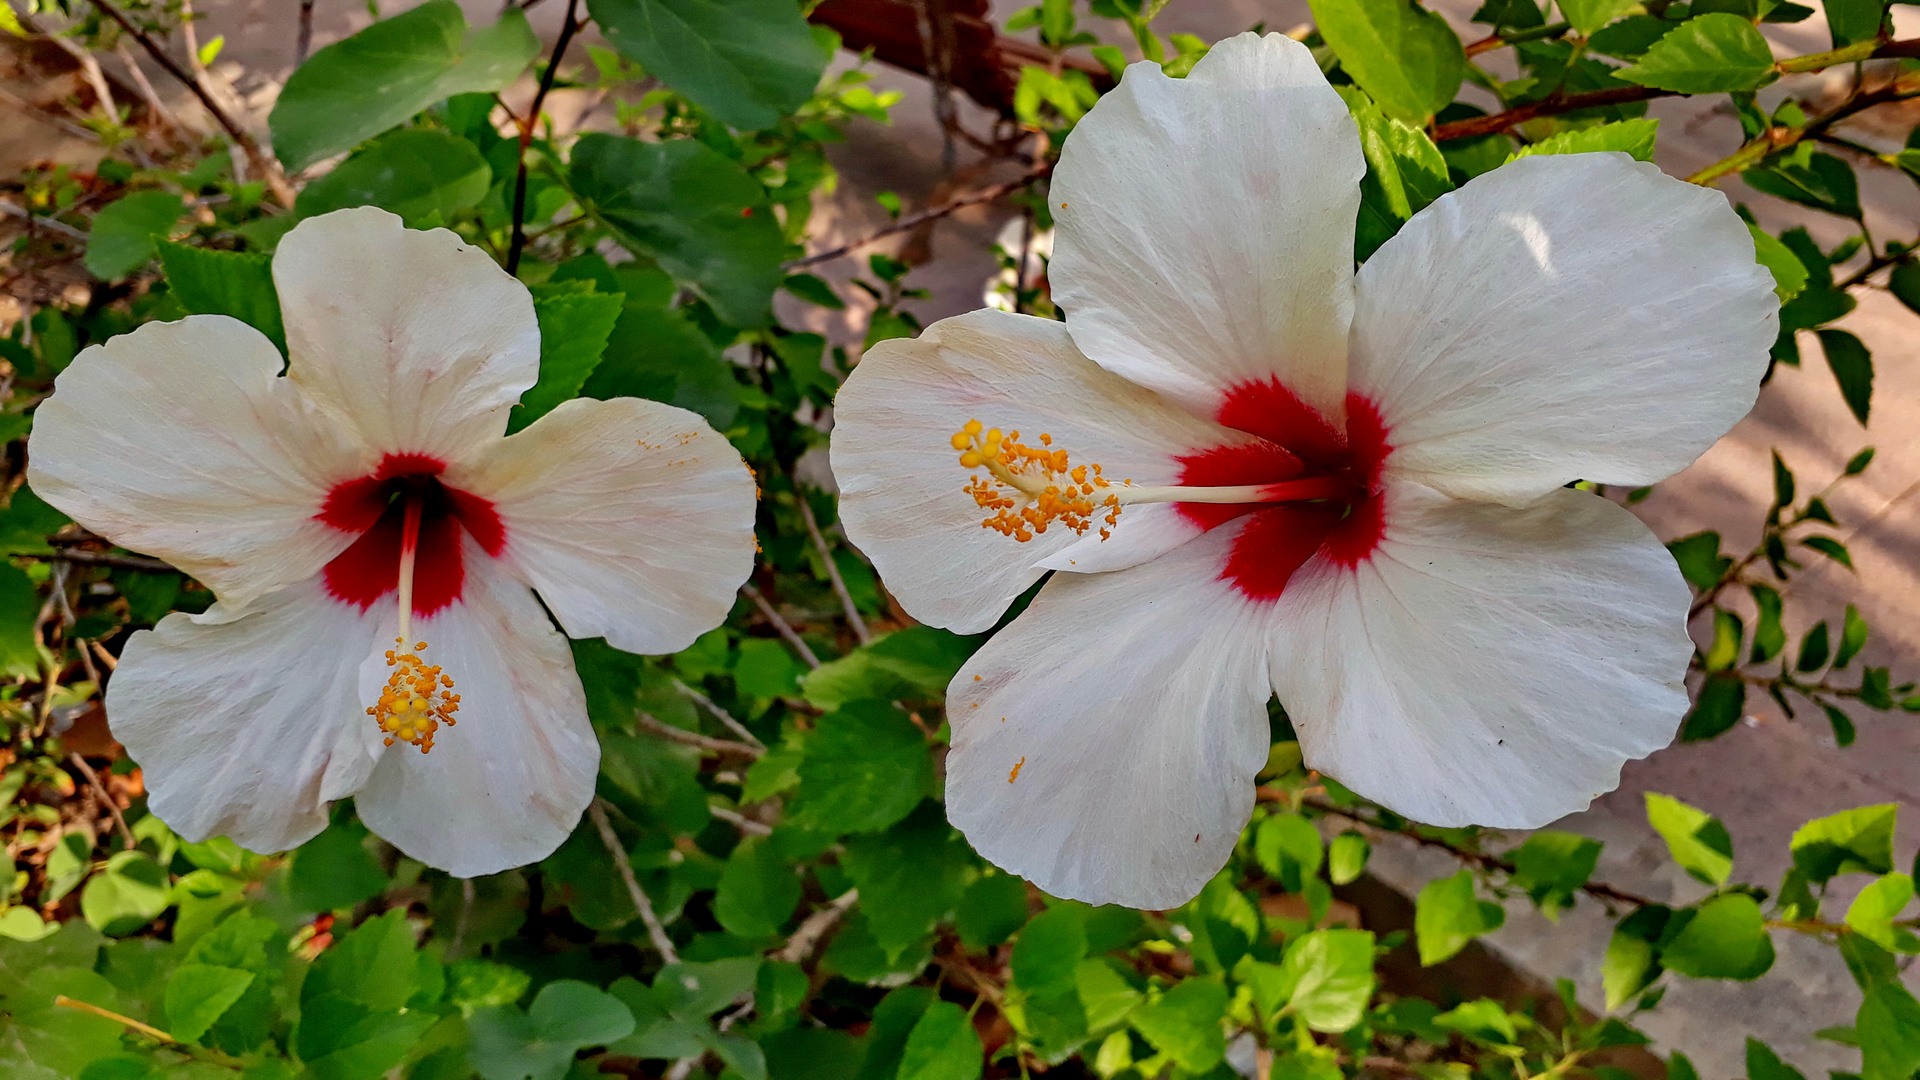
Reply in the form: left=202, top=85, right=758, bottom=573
left=1277, top=928, right=1377, bottom=1033
left=1012, top=903, right=1088, bottom=998
left=1772, top=450, right=1796, bottom=509
left=1682, top=672, right=1747, bottom=742
left=1791, top=804, right=1896, bottom=883
left=1824, top=703, right=1859, bottom=747
left=1661, top=894, right=1775, bottom=979
left=840, top=808, right=970, bottom=960
left=1509, top=831, right=1603, bottom=917
left=1825, top=0, right=1886, bottom=45
left=1817, top=329, right=1874, bottom=425
left=1129, top=978, right=1229, bottom=1074
left=289, top=811, right=389, bottom=913
left=163, top=964, right=255, bottom=1044
left=469, top=980, right=637, bottom=1080
left=1748, top=152, right=1862, bottom=219
left=586, top=0, right=830, bottom=130
left=86, top=192, right=184, bottom=280
left=1414, top=869, right=1505, bottom=966
left=157, top=242, right=287, bottom=354
left=271, top=1, right=539, bottom=172
left=449, top=960, right=532, bottom=1013
left=582, top=286, right=739, bottom=430
left=1746, top=1038, right=1808, bottom=1080
left=801, top=626, right=980, bottom=710
left=1667, top=532, right=1731, bottom=591
left=508, top=289, right=626, bottom=432
left=786, top=701, right=931, bottom=836
left=303, top=909, right=422, bottom=1013
left=1329, top=832, right=1370, bottom=886
left=1749, top=225, right=1809, bottom=301
left=1309, top=0, right=1466, bottom=124
left=1617, top=13, right=1777, bottom=93
left=896, top=1001, right=984, bottom=1080
left=1846, top=873, right=1920, bottom=952
left=1558, top=0, right=1640, bottom=34
left=80, top=851, right=171, bottom=935
left=1645, top=793, right=1733, bottom=885
left=1890, top=261, right=1920, bottom=315
left=569, top=134, right=789, bottom=327
left=955, top=872, right=1030, bottom=950
left=1749, top=584, right=1785, bottom=663
left=294, top=128, right=491, bottom=226
left=652, top=957, right=760, bottom=1021
left=1603, top=907, right=1669, bottom=1009
left=1837, top=604, right=1869, bottom=667
left=1434, top=999, right=1518, bottom=1046
left=1859, top=982, right=1920, bottom=1080
left=1509, top=117, right=1659, bottom=161
left=1797, top=621, right=1831, bottom=672
left=0, top=563, right=42, bottom=679
left=1343, top=88, right=1453, bottom=260
left=711, top=836, right=801, bottom=939
left=1803, top=535, right=1854, bottom=569
left=1254, top=812, right=1324, bottom=892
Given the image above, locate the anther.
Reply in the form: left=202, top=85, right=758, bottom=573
left=950, top=419, right=1119, bottom=543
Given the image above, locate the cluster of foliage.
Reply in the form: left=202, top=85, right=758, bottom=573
left=3, top=0, right=1920, bottom=1077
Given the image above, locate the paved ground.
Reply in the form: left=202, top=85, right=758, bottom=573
left=49, top=1, right=1920, bottom=1073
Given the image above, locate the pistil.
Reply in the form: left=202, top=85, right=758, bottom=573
left=368, top=493, right=460, bottom=752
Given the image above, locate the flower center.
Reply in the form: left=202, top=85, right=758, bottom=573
left=365, top=495, right=460, bottom=753
left=950, top=418, right=1362, bottom=545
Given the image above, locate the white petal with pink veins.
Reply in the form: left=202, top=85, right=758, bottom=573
left=354, top=539, right=597, bottom=878
left=1048, top=32, right=1363, bottom=422
left=275, top=207, right=540, bottom=464
left=105, top=577, right=386, bottom=854
left=832, top=308, right=1258, bottom=634
left=1269, top=483, right=1692, bottom=829
left=28, top=315, right=369, bottom=612
left=1349, top=152, right=1777, bottom=506
left=451, top=396, right=758, bottom=656
left=945, top=525, right=1274, bottom=909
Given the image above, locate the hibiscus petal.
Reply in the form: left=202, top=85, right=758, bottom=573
left=450, top=396, right=758, bottom=655
left=1047, top=31, right=1363, bottom=422
left=1350, top=153, right=1778, bottom=505
left=105, top=578, right=385, bottom=853
left=1270, top=483, right=1692, bottom=829
left=831, top=308, right=1256, bottom=634
left=28, top=315, right=367, bottom=612
left=353, top=543, right=596, bottom=877
left=275, top=207, right=540, bottom=463
left=945, top=525, right=1273, bottom=908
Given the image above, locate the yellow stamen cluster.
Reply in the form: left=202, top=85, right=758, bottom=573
left=370, top=638, right=460, bottom=753
left=951, top=419, right=1120, bottom=542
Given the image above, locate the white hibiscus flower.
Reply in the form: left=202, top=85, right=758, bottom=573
left=29, top=207, right=759, bottom=878
left=829, top=33, right=1777, bottom=908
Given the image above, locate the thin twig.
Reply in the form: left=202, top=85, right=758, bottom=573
left=1290, top=793, right=1662, bottom=909
left=1433, top=86, right=1671, bottom=142
left=742, top=584, right=821, bottom=669
left=43, top=31, right=118, bottom=125
left=55, top=996, right=175, bottom=1044
left=68, top=752, right=135, bottom=850
left=637, top=711, right=763, bottom=757
left=39, top=550, right=175, bottom=573
left=505, top=0, right=581, bottom=275
left=446, top=877, right=476, bottom=960
left=786, top=163, right=1052, bottom=269
left=710, top=804, right=774, bottom=836
left=296, top=0, right=316, bottom=65
left=798, top=496, right=871, bottom=646
left=113, top=42, right=183, bottom=134
left=87, top=0, right=295, bottom=208
left=774, top=888, right=859, bottom=963
left=0, top=200, right=87, bottom=241
left=672, top=679, right=767, bottom=749
left=590, top=799, right=680, bottom=962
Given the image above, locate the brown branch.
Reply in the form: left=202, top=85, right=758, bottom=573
left=87, top=0, right=295, bottom=208
left=1434, top=86, right=1672, bottom=142
left=68, top=752, right=134, bottom=850
left=742, top=583, right=821, bottom=669
left=506, top=0, right=581, bottom=275
left=636, top=711, right=764, bottom=757
left=798, top=496, right=871, bottom=645
left=589, top=798, right=681, bottom=963
left=785, top=162, right=1051, bottom=269
left=1287, top=792, right=1663, bottom=909
left=39, top=549, right=176, bottom=573
left=775, top=887, right=859, bottom=963
left=296, top=0, right=316, bottom=66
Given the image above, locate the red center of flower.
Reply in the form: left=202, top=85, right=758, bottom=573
left=1176, top=380, right=1392, bottom=601
left=317, top=453, right=506, bottom=616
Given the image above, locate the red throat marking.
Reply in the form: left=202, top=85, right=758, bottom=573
left=1175, top=380, right=1392, bottom=601
left=318, top=454, right=506, bottom=615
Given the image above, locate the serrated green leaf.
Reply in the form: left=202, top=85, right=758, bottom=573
left=1846, top=873, right=1920, bottom=952
left=1509, top=118, right=1659, bottom=161
left=164, top=964, right=255, bottom=1044
left=786, top=701, right=930, bottom=836
left=1748, top=225, right=1809, bottom=301
left=1792, top=804, right=1896, bottom=883
left=1309, top=0, right=1466, bottom=124
left=86, top=192, right=184, bottom=280
left=1414, top=869, right=1504, bottom=966
left=1617, top=13, right=1777, bottom=93
left=1645, top=792, right=1733, bottom=885
left=711, top=836, right=801, bottom=939
left=586, top=0, right=831, bottom=130
left=469, top=980, right=636, bottom=1080
left=294, top=128, right=491, bottom=226
left=897, top=1000, right=984, bottom=1080
left=157, top=242, right=286, bottom=353
left=1129, top=978, right=1229, bottom=1074
left=81, top=852, right=171, bottom=935
left=1859, top=982, right=1920, bottom=1080
left=1661, top=894, right=1774, bottom=979
left=508, top=290, right=625, bottom=432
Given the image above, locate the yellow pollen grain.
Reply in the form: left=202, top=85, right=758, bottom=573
left=950, top=419, right=1121, bottom=544
left=1009, top=756, right=1025, bottom=783
left=370, top=636, right=461, bottom=753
